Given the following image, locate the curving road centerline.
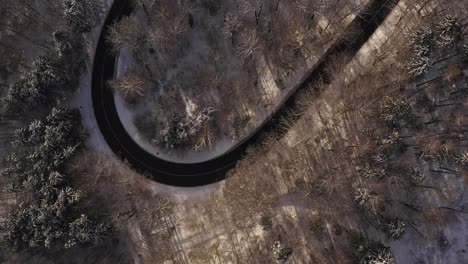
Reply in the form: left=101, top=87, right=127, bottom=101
left=91, top=0, right=398, bottom=186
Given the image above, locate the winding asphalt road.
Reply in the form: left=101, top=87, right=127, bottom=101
left=92, top=0, right=399, bottom=186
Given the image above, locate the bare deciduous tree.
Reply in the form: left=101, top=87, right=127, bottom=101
left=108, top=73, right=149, bottom=101
left=223, top=13, right=242, bottom=41
left=107, top=15, right=144, bottom=53
left=236, top=29, right=260, bottom=64
left=239, top=0, right=264, bottom=24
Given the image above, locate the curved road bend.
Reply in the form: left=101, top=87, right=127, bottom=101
left=92, top=0, right=399, bottom=186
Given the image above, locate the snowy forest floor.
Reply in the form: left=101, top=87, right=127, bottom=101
left=61, top=0, right=468, bottom=263
left=112, top=0, right=369, bottom=162
left=1, top=0, right=467, bottom=263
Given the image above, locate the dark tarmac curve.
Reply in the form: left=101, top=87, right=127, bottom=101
left=92, top=0, right=399, bottom=186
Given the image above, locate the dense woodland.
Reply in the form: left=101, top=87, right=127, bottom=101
left=0, top=0, right=467, bottom=263
left=108, top=0, right=367, bottom=152
left=0, top=0, right=113, bottom=255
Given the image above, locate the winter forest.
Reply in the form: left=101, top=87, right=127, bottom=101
left=0, top=0, right=467, bottom=263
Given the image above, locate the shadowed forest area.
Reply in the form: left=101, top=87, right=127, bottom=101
left=0, top=0, right=467, bottom=263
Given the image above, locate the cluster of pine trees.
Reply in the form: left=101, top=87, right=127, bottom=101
left=1, top=0, right=100, bottom=117
left=407, top=16, right=463, bottom=77
left=0, top=0, right=113, bottom=251
left=1, top=109, right=112, bottom=249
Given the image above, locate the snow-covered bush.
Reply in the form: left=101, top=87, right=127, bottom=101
left=63, top=0, right=102, bottom=33
left=410, top=169, right=425, bottom=184
left=379, top=96, right=415, bottom=128
left=272, top=241, right=292, bottom=262
left=407, top=16, right=464, bottom=77
left=153, top=107, right=215, bottom=149
left=353, top=187, right=372, bottom=210
left=407, top=27, right=433, bottom=77
left=384, top=218, right=407, bottom=239
left=65, top=214, right=113, bottom=248
left=381, top=131, right=401, bottom=146
left=434, top=16, right=463, bottom=49
left=358, top=163, right=387, bottom=180
left=3, top=108, right=82, bottom=190
left=408, top=55, right=431, bottom=77
left=0, top=0, right=108, bottom=251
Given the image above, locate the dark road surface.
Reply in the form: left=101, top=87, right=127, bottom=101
left=92, top=0, right=398, bottom=186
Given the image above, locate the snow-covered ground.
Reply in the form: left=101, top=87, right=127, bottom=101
left=112, top=1, right=368, bottom=163
left=63, top=0, right=467, bottom=262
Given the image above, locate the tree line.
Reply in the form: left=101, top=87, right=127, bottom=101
left=0, top=0, right=114, bottom=253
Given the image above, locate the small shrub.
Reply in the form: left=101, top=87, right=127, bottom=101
left=410, top=169, right=425, bottom=184
left=358, top=163, right=387, bottom=180
left=272, top=241, right=292, bottom=262
left=381, top=131, right=401, bottom=146
left=353, top=187, right=372, bottom=210
left=384, top=218, right=407, bottom=239
left=407, top=26, right=433, bottom=77
left=65, top=214, right=113, bottom=249
left=455, top=151, right=468, bottom=165
left=153, top=107, right=215, bottom=150
left=379, top=96, right=416, bottom=128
